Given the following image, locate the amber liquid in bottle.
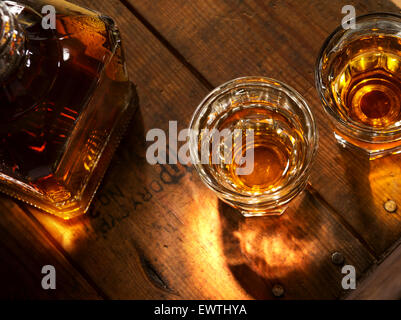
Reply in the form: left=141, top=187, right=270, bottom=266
left=209, top=106, right=305, bottom=194
left=0, top=2, right=134, bottom=218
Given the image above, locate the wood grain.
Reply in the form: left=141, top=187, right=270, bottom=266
left=124, top=0, right=399, bottom=92
left=392, top=0, right=401, bottom=8
left=21, top=0, right=375, bottom=299
left=0, top=198, right=102, bottom=299
left=347, top=241, right=401, bottom=299
left=1, top=0, right=400, bottom=299
left=305, top=87, right=401, bottom=256
left=124, top=0, right=401, bottom=257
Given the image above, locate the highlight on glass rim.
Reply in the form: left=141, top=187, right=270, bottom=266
left=0, top=0, right=401, bottom=309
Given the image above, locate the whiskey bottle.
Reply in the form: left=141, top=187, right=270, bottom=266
left=0, top=0, right=136, bottom=219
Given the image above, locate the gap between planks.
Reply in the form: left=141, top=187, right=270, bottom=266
left=117, top=0, right=381, bottom=260
left=392, top=0, right=401, bottom=9
left=17, top=202, right=110, bottom=300
left=119, top=0, right=214, bottom=91
left=13, top=0, right=382, bottom=293
left=13, top=0, right=399, bottom=298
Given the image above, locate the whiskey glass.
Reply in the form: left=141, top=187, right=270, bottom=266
left=189, top=77, right=318, bottom=217
left=316, top=13, right=401, bottom=159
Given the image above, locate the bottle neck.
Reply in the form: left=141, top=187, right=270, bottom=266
left=0, top=2, right=25, bottom=83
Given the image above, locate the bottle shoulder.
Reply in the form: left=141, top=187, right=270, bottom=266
left=15, top=0, right=120, bottom=61
left=0, top=1, right=134, bottom=219
left=0, top=1, right=124, bottom=121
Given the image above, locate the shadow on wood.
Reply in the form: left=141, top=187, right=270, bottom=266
left=218, top=190, right=348, bottom=299
left=338, top=145, right=401, bottom=256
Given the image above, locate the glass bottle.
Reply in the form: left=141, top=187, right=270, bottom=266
left=0, top=0, right=136, bottom=219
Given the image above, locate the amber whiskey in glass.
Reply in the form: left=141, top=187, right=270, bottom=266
left=189, top=77, right=318, bottom=216
left=334, top=46, right=401, bottom=128
left=316, top=13, right=401, bottom=159
left=0, top=1, right=135, bottom=219
left=209, top=106, right=305, bottom=195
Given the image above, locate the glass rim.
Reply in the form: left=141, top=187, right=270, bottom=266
left=189, top=76, right=319, bottom=204
left=315, top=12, right=401, bottom=137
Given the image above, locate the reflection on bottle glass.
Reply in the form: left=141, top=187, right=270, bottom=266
left=0, top=0, right=135, bottom=219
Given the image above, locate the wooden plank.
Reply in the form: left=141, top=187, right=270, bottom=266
left=27, top=0, right=214, bottom=299
left=30, top=163, right=375, bottom=299
left=0, top=198, right=102, bottom=299
left=125, top=0, right=401, bottom=256
left=124, top=0, right=399, bottom=94
left=393, top=0, right=401, bottom=8
left=347, top=242, right=401, bottom=299
left=18, top=0, right=374, bottom=299
left=217, top=188, right=374, bottom=299
left=305, top=87, right=401, bottom=257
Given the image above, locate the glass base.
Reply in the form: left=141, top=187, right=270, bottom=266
left=240, top=206, right=288, bottom=217
left=334, top=132, right=401, bottom=160
left=220, top=197, right=290, bottom=217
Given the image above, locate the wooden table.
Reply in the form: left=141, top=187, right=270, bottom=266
left=2, top=0, right=401, bottom=300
